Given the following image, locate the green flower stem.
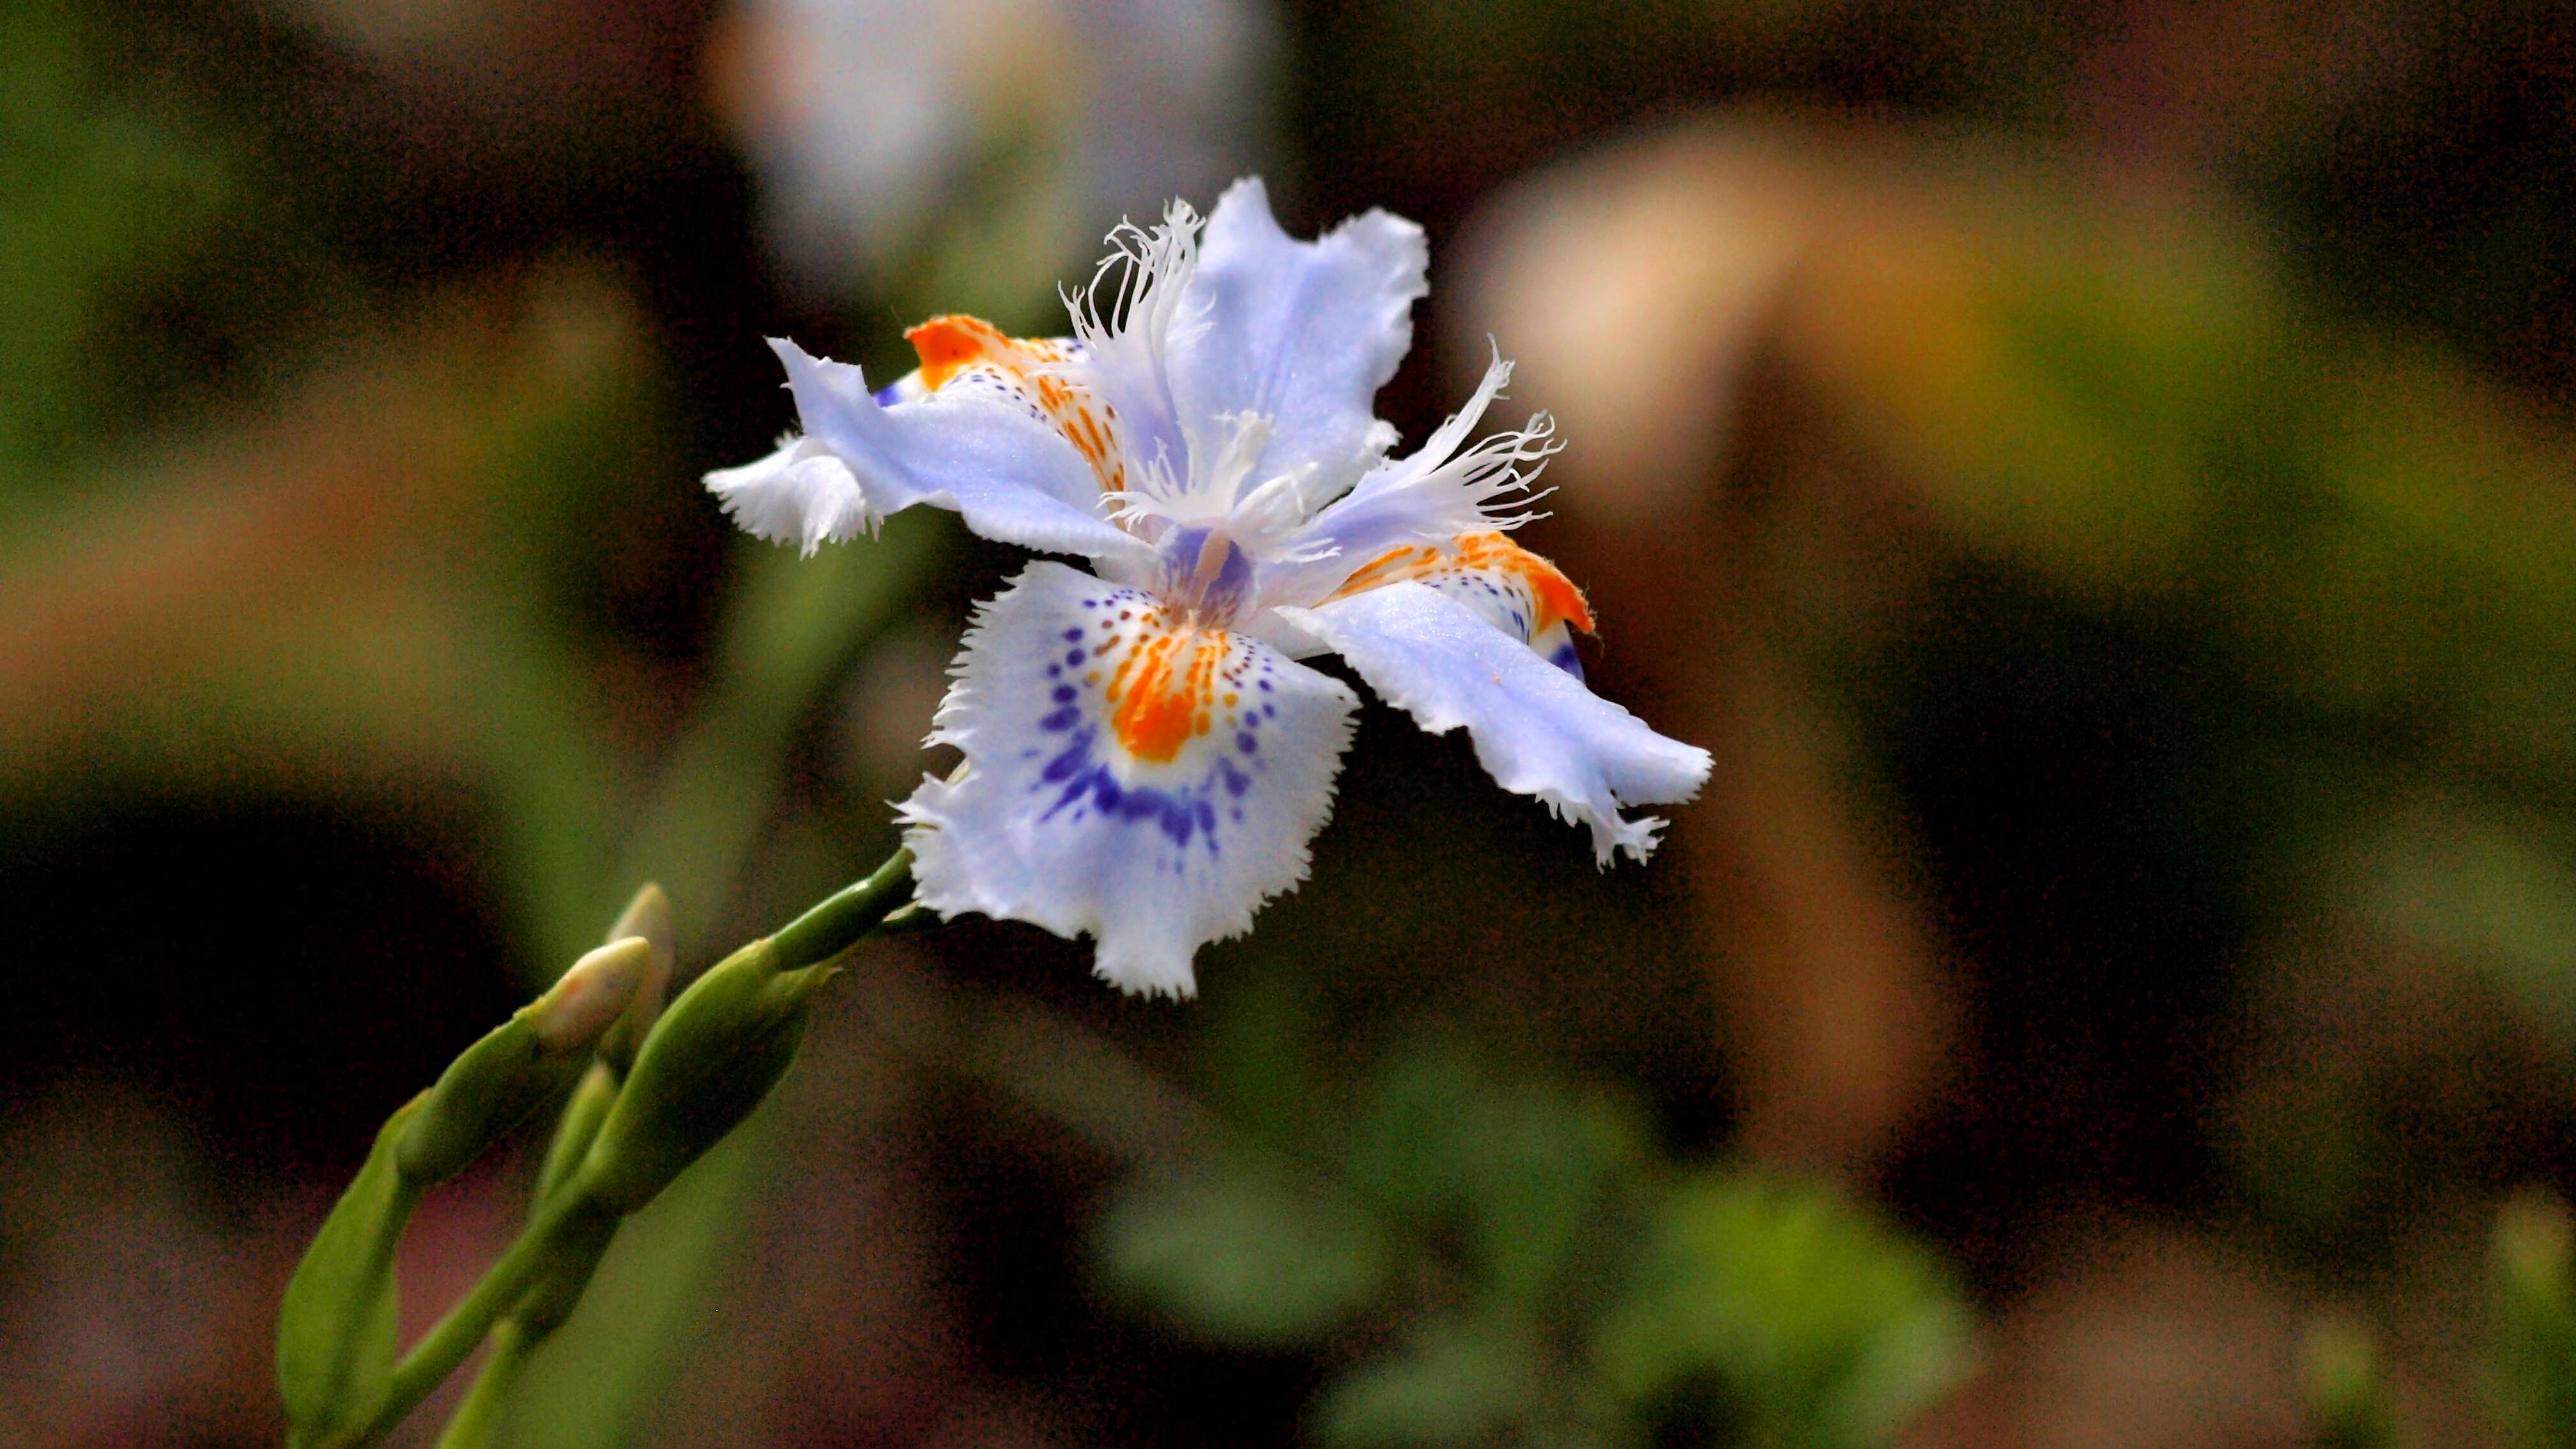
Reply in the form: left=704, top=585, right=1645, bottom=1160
left=378, top=848, right=920, bottom=1449
left=429, top=1322, right=531, bottom=1449
left=535, top=1061, right=621, bottom=1206
left=767, top=847, right=916, bottom=970
left=351, top=1188, right=615, bottom=1449
left=430, top=1062, right=618, bottom=1446
left=502, top=526, right=943, bottom=1449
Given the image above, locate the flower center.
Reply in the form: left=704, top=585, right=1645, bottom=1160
left=1156, top=524, right=1255, bottom=626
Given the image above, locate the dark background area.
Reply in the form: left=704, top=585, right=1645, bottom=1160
left=8, top=0, right=2576, bottom=1443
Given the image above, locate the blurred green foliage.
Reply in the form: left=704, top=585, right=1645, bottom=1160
left=0, top=0, right=365, bottom=507
left=2303, top=1193, right=2576, bottom=1449
left=1096, top=1043, right=1975, bottom=1448
left=0, top=0, right=231, bottom=492
left=2303, top=1319, right=2410, bottom=1449
left=1597, top=1176, right=1976, bottom=1449
left=1100, top=1158, right=1392, bottom=1349
left=2491, top=1197, right=2576, bottom=1449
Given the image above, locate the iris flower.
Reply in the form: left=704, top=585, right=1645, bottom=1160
left=709, top=180, right=1711, bottom=996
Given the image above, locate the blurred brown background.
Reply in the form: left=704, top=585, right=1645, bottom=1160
left=8, top=0, right=2576, bottom=1444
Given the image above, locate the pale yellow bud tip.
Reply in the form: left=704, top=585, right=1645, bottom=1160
left=608, top=882, right=677, bottom=1032
left=533, top=937, right=656, bottom=1054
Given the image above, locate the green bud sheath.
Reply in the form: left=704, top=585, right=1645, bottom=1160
left=277, top=855, right=915, bottom=1449
left=575, top=853, right=910, bottom=1213
left=597, top=883, right=677, bottom=1076
left=397, top=938, right=655, bottom=1184
left=279, top=1098, right=425, bottom=1449
left=536, top=1061, right=620, bottom=1206
left=574, top=941, right=838, bottom=1213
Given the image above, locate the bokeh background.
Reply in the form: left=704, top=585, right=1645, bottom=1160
left=10, top=0, right=2576, bottom=1444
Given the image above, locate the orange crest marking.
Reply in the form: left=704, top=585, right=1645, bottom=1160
left=904, top=314, right=1127, bottom=493
left=1107, top=625, right=1229, bottom=764
left=1327, top=531, right=1595, bottom=638
left=906, top=315, right=1013, bottom=391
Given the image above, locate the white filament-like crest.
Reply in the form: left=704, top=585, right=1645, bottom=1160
left=1063, top=201, right=1209, bottom=503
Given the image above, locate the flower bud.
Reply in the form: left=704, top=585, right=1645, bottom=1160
left=597, top=883, right=677, bottom=1075
left=279, top=1100, right=423, bottom=1448
left=529, top=937, right=655, bottom=1052
left=573, top=940, right=837, bottom=1214
left=395, top=937, right=654, bottom=1185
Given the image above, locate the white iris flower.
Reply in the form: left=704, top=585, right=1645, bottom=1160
left=709, top=181, right=1712, bottom=997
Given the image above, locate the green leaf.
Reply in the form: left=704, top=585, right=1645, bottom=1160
left=1347, top=1044, right=1651, bottom=1305
left=1314, top=1319, right=1547, bottom=1448
left=1595, top=1171, right=1977, bottom=1449
left=2359, top=813, right=2576, bottom=1051
left=1344, top=1044, right=1486, bottom=1218
left=1094, top=1158, right=1392, bottom=1349
left=277, top=1099, right=425, bottom=1449
left=1464, top=1086, right=1650, bottom=1307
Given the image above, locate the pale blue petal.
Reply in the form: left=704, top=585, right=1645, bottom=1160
left=703, top=434, right=876, bottom=556
left=902, top=561, right=1358, bottom=997
left=1170, top=178, right=1428, bottom=498
left=1276, top=583, right=1709, bottom=864
left=765, top=338, right=1155, bottom=568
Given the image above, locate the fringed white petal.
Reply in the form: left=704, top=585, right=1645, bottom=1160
left=703, top=434, right=878, bottom=556
left=901, top=561, right=1358, bottom=997
left=1278, top=582, right=1709, bottom=866
left=1255, top=349, right=1560, bottom=610
left=1413, top=562, right=1586, bottom=678
left=1171, top=178, right=1429, bottom=505
left=1065, top=201, right=1204, bottom=498
left=762, top=339, right=1156, bottom=569
left=1327, top=351, right=1558, bottom=538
